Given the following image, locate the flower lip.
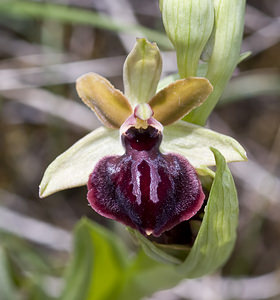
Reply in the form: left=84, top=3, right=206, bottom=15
left=87, top=111, right=205, bottom=237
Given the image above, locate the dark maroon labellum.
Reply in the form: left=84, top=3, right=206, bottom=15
left=87, top=125, right=205, bottom=237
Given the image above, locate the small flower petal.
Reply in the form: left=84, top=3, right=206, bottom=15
left=161, top=121, right=247, bottom=168
left=39, top=127, right=123, bottom=198
left=149, top=77, right=213, bottom=126
left=178, top=148, right=239, bottom=277
left=76, top=73, right=132, bottom=128
left=123, top=38, right=162, bottom=106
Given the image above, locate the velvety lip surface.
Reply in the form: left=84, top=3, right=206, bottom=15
left=87, top=126, right=205, bottom=237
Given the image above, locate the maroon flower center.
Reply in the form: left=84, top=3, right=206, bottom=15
left=122, top=126, right=162, bottom=151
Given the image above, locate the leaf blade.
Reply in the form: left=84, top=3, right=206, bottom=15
left=0, top=248, right=21, bottom=300
left=129, top=230, right=182, bottom=265
left=60, top=219, right=128, bottom=300
left=177, top=148, right=239, bottom=277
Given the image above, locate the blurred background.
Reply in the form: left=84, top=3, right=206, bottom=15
left=0, top=0, right=280, bottom=299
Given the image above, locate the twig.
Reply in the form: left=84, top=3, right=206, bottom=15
left=1, top=88, right=99, bottom=130
left=242, top=17, right=280, bottom=56
left=0, top=205, right=72, bottom=251
left=245, top=4, right=272, bottom=32
left=104, top=0, right=140, bottom=52
left=149, top=270, right=280, bottom=300
left=0, top=52, right=177, bottom=90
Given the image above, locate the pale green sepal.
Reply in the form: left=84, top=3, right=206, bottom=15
left=177, top=148, right=239, bottom=278
left=185, top=0, right=246, bottom=125
left=39, top=127, right=123, bottom=198
left=123, top=38, right=162, bottom=106
left=161, top=0, right=214, bottom=78
left=161, top=121, right=247, bottom=168
left=60, top=218, right=129, bottom=300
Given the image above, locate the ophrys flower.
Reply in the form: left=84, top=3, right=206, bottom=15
left=39, top=39, right=246, bottom=237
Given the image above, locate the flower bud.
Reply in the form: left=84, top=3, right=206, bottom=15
left=184, top=0, right=246, bottom=125
left=160, top=0, right=214, bottom=78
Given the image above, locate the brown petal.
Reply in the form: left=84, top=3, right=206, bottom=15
left=76, top=73, right=133, bottom=128
left=149, top=77, right=213, bottom=126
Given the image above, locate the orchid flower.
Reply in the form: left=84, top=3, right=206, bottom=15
left=39, top=39, right=246, bottom=237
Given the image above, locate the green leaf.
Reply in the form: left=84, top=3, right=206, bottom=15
left=0, top=232, right=57, bottom=300
left=117, top=251, right=182, bottom=300
left=0, top=231, right=54, bottom=275
left=238, top=51, right=252, bottom=64
left=129, top=230, right=182, bottom=265
left=24, top=277, right=55, bottom=300
left=123, top=38, right=162, bottom=106
left=161, top=121, right=247, bottom=168
left=0, top=247, right=21, bottom=300
left=60, top=219, right=182, bottom=300
left=161, top=0, right=214, bottom=77
left=39, top=127, right=123, bottom=198
left=0, top=1, right=171, bottom=49
left=177, top=148, right=239, bottom=277
left=60, top=218, right=128, bottom=300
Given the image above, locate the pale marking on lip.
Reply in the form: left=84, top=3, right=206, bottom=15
left=131, top=152, right=162, bottom=205
left=149, top=158, right=161, bottom=203
left=131, top=158, right=142, bottom=205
